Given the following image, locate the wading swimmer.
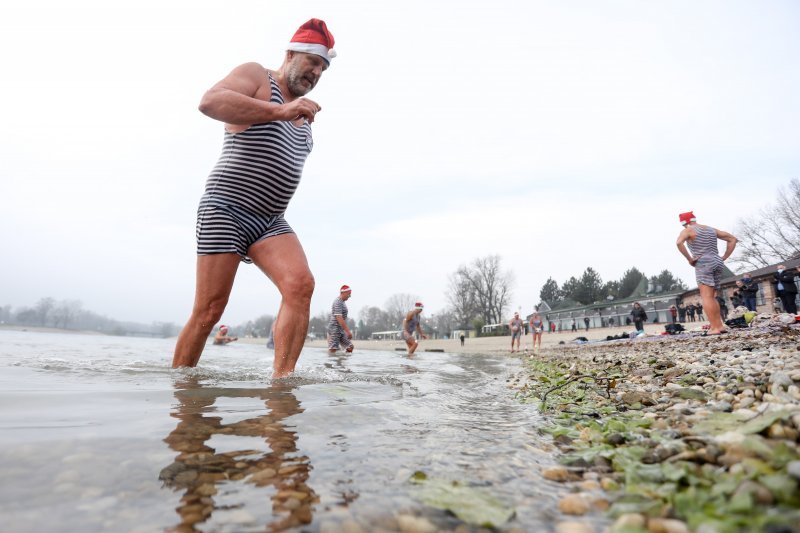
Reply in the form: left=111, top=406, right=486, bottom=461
left=529, top=312, right=544, bottom=351
left=402, top=302, right=428, bottom=355
left=675, top=211, right=738, bottom=336
left=172, top=19, right=337, bottom=377
left=509, top=312, right=523, bottom=353
left=213, top=325, right=238, bottom=345
left=327, top=285, right=354, bottom=353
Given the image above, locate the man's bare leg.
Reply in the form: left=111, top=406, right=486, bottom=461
left=407, top=337, right=418, bottom=355
left=173, top=254, right=240, bottom=367
left=699, top=285, right=725, bottom=334
left=249, top=234, right=314, bottom=378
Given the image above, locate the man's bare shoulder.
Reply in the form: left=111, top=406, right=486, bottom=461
left=228, top=62, right=270, bottom=83
left=677, top=226, right=694, bottom=242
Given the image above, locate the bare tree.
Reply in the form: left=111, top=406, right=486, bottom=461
left=384, top=293, right=419, bottom=327
left=34, top=297, right=56, bottom=326
left=52, top=300, right=83, bottom=329
left=733, top=178, right=800, bottom=269
left=452, top=255, right=514, bottom=324
left=446, top=273, right=477, bottom=328
left=357, top=306, right=392, bottom=339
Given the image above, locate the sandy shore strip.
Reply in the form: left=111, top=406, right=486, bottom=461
left=239, top=322, right=691, bottom=355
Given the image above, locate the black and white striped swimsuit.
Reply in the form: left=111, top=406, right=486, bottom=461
left=196, top=72, right=313, bottom=263
left=688, top=225, right=724, bottom=288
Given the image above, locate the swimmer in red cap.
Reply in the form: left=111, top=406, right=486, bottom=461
left=327, top=285, right=354, bottom=353
left=402, top=302, right=428, bottom=355
left=173, top=19, right=337, bottom=377
left=675, top=211, right=738, bottom=335
left=213, top=324, right=238, bottom=345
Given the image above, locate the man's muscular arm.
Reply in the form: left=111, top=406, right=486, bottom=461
left=715, top=229, right=738, bottom=261
left=198, top=62, right=320, bottom=125
left=675, top=227, right=698, bottom=266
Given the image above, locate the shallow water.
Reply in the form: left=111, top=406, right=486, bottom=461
left=0, top=330, right=575, bottom=532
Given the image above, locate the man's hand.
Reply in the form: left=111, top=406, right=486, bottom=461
left=688, top=257, right=699, bottom=267
left=346, top=331, right=352, bottom=340
left=281, top=97, right=322, bottom=123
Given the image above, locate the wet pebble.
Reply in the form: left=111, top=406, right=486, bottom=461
left=787, top=460, right=800, bottom=480
left=647, top=517, right=689, bottom=533
left=558, top=494, right=590, bottom=515
left=555, top=521, right=593, bottom=533
left=612, top=513, right=646, bottom=530
left=543, top=465, right=580, bottom=482
left=395, top=514, right=437, bottom=533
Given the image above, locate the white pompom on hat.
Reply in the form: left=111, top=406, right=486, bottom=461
left=287, top=18, right=336, bottom=65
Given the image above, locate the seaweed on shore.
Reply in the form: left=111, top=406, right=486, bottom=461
left=516, top=342, right=800, bottom=533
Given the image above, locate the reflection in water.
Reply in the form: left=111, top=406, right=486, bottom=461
left=323, top=352, right=352, bottom=373
left=160, top=378, right=318, bottom=532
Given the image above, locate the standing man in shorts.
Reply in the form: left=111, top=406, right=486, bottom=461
left=327, top=285, right=354, bottom=353
left=172, top=19, right=337, bottom=377
left=509, top=312, right=524, bottom=353
left=402, top=303, right=428, bottom=355
left=676, top=211, right=738, bottom=335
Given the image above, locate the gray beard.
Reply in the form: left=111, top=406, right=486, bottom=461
left=286, top=68, right=311, bottom=97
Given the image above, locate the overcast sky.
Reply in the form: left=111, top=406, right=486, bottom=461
left=1, top=0, right=798, bottom=327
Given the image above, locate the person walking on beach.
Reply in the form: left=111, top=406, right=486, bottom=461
left=677, top=303, right=686, bottom=323
left=583, top=317, right=590, bottom=331
left=172, top=19, right=337, bottom=377
left=327, top=285, right=354, bottom=353
left=529, top=312, right=544, bottom=351
left=696, top=303, right=704, bottom=321
left=630, top=302, right=648, bottom=332
left=509, top=312, right=524, bottom=353
left=687, top=303, right=696, bottom=322
left=675, top=211, right=738, bottom=335
left=402, top=303, right=428, bottom=355
left=669, top=305, right=678, bottom=324
left=772, top=264, right=798, bottom=314
left=571, top=319, right=577, bottom=332
left=460, top=334, right=465, bottom=347
left=739, top=274, right=759, bottom=312
left=213, top=325, right=238, bottom=345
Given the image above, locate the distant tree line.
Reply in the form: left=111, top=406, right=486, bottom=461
left=1, top=297, right=180, bottom=338
left=539, top=267, right=688, bottom=307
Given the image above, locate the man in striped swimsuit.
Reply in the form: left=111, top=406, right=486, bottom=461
left=327, top=285, right=354, bottom=353
left=402, top=303, right=428, bottom=355
left=675, top=211, right=738, bottom=335
left=173, top=19, right=336, bottom=377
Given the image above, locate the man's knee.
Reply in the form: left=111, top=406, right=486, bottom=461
left=193, top=296, right=228, bottom=327
left=282, top=271, right=315, bottom=303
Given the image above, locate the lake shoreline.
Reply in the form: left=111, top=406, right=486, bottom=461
left=511, top=318, right=800, bottom=531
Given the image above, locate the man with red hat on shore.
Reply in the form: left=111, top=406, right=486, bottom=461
left=328, top=285, right=354, bottom=353
left=675, top=211, right=738, bottom=335
left=173, top=19, right=336, bottom=377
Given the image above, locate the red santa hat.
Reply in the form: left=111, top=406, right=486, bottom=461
left=679, top=211, right=696, bottom=226
left=414, top=302, right=424, bottom=310
left=287, top=18, right=336, bottom=65
left=219, top=324, right=228, bottom=330
left=340, top=285, right=351, bottom=293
